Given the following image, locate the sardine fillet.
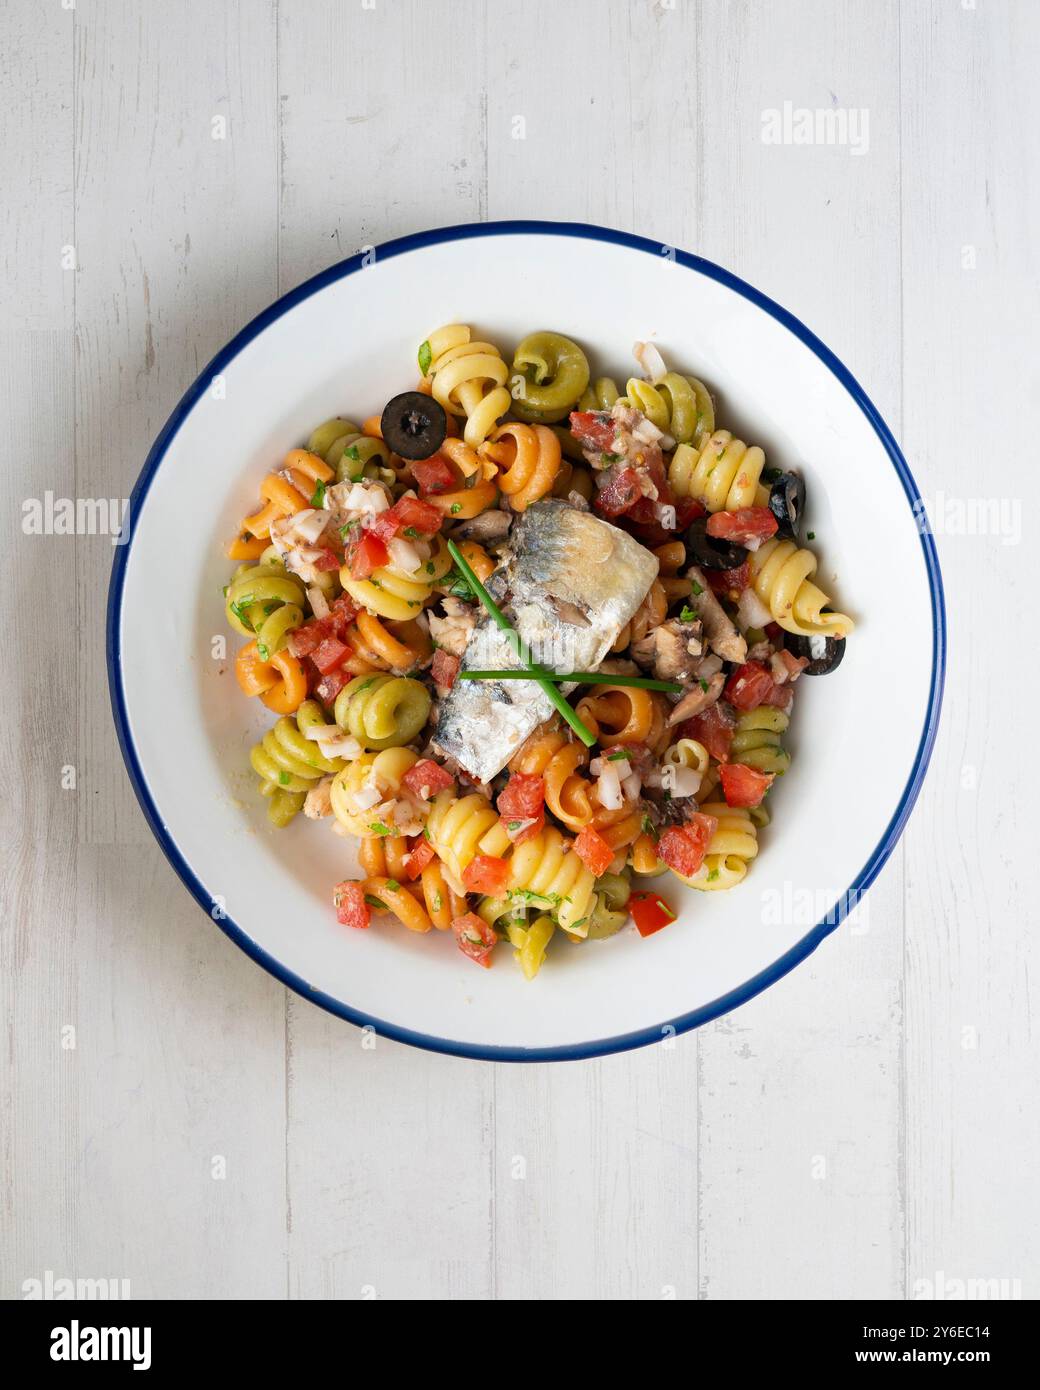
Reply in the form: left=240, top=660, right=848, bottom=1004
left=434, top=501, right=659, bottom=782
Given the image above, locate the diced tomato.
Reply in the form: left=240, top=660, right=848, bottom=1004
left=370, top=494, right=444, bottom=542
left=704, top=561, right=750, bottom=597
left=498, top=772, right=545, bottom=822
left=594, top=465, right=643, bottom=517
left=707, top=506, right=778, bottom=547
left=402, top=758, right=454, bottom=801
left=623, top=450, right=672, bottom=525
left=410, top=454, right=457, bottom=495
left=289, top=616, right=333, bottom=657
left=462, top=854, right=511, bottom=896
left=333, top=881, right=370, bottom=929
left=725, top=661, right=776, bottom=712
left=679, top=701, right=735, bottom=762
left=310, top=636, right=350, bottom=675
left=431, top=649, right=460, bottom=690
left=573, top=826, right=615, bottom=878
left=312, top=547, right=341, bottom=572
left=719, top=761, right=774, bottom=808
left=452, top=911, right=497, bottom=968
left=314, top=667, right=349, bottom=706
left=629, top=890, right=678, bottom=938
left=345, top=530, right=389, bottom=579
left=403, top=836, right=436, bottom=881
left=657, top=814, right=717, bottom=878
left=569, top=410, right=617, bottom=452
left=763, top=682, right=794, bottom=714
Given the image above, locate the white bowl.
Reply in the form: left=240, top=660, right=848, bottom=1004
left=108, top=221, right=945, bottom=1061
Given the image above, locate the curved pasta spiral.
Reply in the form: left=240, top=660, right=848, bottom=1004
left=226, top=560, right=307, bottom=641
left=731, top=707, right=791, bottom=775
left=577, top=372, right=714, bottom=447
left=505, top=826, right=596, bottom=934
left=340, top=534, right=452, bottom=620
left=344, top=612, right=431, bottom=673
left=234, top=639, right=307, bottom=714
left=250, top=699, right=346, bottom=827
left=509, top=724, right=595, bottom=831
left=748, top=539, right=855, bottom=639
left=663, top=737, right=712, bottom=777
left=509, top=331, right=591, bottom=423
left=575, top=686, right=670, bottom=752
left=423, top=324, right=512, bottom=448
left=332, top=673, right=431, bottom=750
left=329, top=747, right=420, bottom=838
left=308, top=418, right=394, bottom=484
left=668, top=429, right=769, bottom=510
left=426, top=790, right=501, bottom=884
left=480, top=422, right=562, bottom=512
left=653, top=540, right=693, bottom=604
left=355, top=875, right=434, bottom=934
left=673, top=802, right=759, bottom=891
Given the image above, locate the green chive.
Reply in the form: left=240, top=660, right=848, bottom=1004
left=418, top=340, right=432, bottom=376
left=458, top=670, right=682, bottom=693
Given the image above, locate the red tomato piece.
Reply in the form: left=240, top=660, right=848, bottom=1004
left=657, top=814, right=717, bottom=878
left=347, top=531, right=389, bottom=579
left=401, top=758, right=454, bottom=800
left=410, top=455, right=457, bottom=495
left=462, top=855, right=510, bottom=896
left=725, top=661, right=776, bottom=712
left=314, top=667, right=349, bottom=706
left=288, top=617, right=331, bottom=657
left=719, top=762, right=775, bottom=808
left=629, top=890, right=678, bottom=938
left=704, top=561, right=751, bottom=597
left=403, top=837, right=436, bottom=881
left=594, top=465, right=643, bottom=517
left=332, top=881, right=370, bottom=930
left=763, top=682, right=794, bottom=714
left=623, top=449, right=672, bottom=525
left=498, top=772, right=545, bottom=822
left=452, top=911, right=498, bottom=968
left=573, top=826, right=615, bottom=878
left=312, top=547, right=341, bottom=572
left=328, top=594, right=359, bottom=632
left=391, top=494, right=442, bottom=535
left=706, top=506, right=778, bottom=547
left=431, top=649, right=460, bottom=690
left=310, top=636, right=350, bottom=675
left=568, top=410, right=617, bottom=452
left=679, top=702, right=735, bottom=762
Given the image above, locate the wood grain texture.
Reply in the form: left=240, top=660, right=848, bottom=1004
left=1, top=0, right=1036, bottom=1301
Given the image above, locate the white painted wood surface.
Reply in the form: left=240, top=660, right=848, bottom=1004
left=2, top=0, right=1036, bottom=1300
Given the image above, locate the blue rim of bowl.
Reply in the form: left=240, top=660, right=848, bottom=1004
left=107, top=219, right=946, bottom=1063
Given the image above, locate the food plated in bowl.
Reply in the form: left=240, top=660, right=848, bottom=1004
left=109, top=222, right=943, bottom=1057
left=224, top=326, right=854, bottom=977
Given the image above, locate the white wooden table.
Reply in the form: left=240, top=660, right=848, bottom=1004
left=3, top=0, right=1037, bottom=1301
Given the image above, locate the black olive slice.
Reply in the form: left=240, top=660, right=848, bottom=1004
left=380, top=391, right=447, bottom=460
left=785, top=632, right=845, bottom=675
left=768, top=470, right=806, bottom=539
left=685, top=516, right=749, bottom=570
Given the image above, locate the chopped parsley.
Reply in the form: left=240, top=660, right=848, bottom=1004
left=385, top=879, right=400, bottom=892
left=607, top=749, right=630, bottom=761
left=507, top=820, right=524, bottom=831
left=367, top=821, right=391, bottom=837
left=256, top=641, right=270, bottom=662
left=310, top=479, right=326, bottom=508
left=431, top=893, right=443, bottom=911
left=707, top=868, right=720, bottom=882
left=344, top=444, right=361, bottom=462
left=699, top=678, right=709, bottom=692
left=600, top=451, right=622, bottom=464
left=680, top=604, right=697, bottom=622
left=569, top=916, right=588, bottom=932
left=278, top=772, right=290, bottom=785
left=641, top=814, right=659, bottom=840
left=450, top=503, right=462, bottom=514
left=807, top=530, right=816, bottom=540
left=403, top=526, right=420, bottom=539
left=690, top=579, right=704, bottom=596
left=418, top=340, right=432, bottom=376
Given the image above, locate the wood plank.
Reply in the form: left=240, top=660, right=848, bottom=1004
left=899, top=0, right=1040, bottom=1301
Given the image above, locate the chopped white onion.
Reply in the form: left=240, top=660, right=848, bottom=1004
left=350, top=784, right=382, bottom=811
left=302, top=721, right=343, bottom=742
left=770, top=652, right=790, bottom=685
left=595, top=763, right=624, bottom=810
left=633, top=340, right=668, bottom=383
left=697, top=653, right=723, bottom=678
left=307, top=585, right=330, bottom=619
left=736, top=586, right=773, bottom=632
left=621, top=769, right=643, bottom=801
left=318, top=735, right=363, bottom=760
left=291, top=509, right=331, bottom=545
left=631, top=416, right=665, bottom=445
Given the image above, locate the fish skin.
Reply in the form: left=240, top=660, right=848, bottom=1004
left=434, top=500, right=659, bottom=782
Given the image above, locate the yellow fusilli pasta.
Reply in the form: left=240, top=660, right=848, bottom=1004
left=668, top=429, right=769, bottom=510
left=748, top=538, right=855, bottom=639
